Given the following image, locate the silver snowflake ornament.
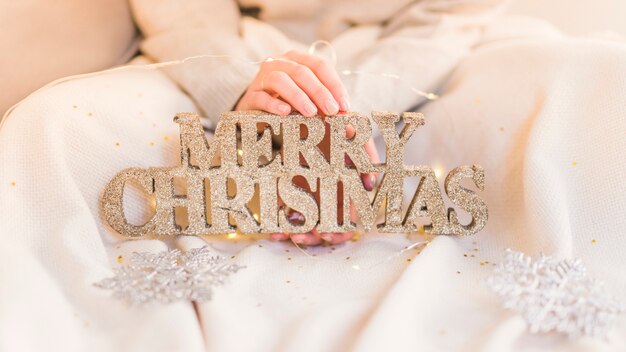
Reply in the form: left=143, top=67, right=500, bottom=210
left=95, top=246, right=244, bottom=305
left=486, top=249, right=625, bottom=339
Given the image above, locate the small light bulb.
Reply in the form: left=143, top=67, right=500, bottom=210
left=426, top=93, right=439, bottom=100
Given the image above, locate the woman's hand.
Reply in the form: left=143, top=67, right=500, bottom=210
left=235, top=50, right=379, bottom=245
left=235, top=51, right=350, bottom=115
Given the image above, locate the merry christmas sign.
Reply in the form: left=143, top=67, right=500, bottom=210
left=102, top=112, right=488, bottom=237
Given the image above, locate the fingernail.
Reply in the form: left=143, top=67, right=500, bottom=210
left=321, top=234, right=334, bottom=242
left=287, top=211, right=304, bottom=224
left=324, top=99, right=339, bottom=115
left=303, top=102, right=317, bottom=116
left=363, top=174, right=376, bottom=191
left=278, top=103, right=291, bottom=115
left=340, top=97, right=351, bottom=111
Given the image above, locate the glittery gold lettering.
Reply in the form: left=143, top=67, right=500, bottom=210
left=101, top=111, right=488, bottom=237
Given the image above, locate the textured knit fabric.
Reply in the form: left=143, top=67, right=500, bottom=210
left=1, top=9, right=626, bottom=352
left=129, top=0, right=506, bottom=120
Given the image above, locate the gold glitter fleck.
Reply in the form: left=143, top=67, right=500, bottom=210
left=115, top=142, right=120, bottom=147
left=346, top=256, right=351, bottom=260
left=591, top=239, right=597, bottom=244
left=471, top=254, right=475, bottom=257
left=164, top=136, right=169, bottom=141
left=463, top=254, right=468, bottom=257
left=572, top=161, right=578, bottom=166
left=473, top=98, right=481, bottom=104
left=406, top=258, right=412, bottom=262
left=117, top=255, right=123, bottom=263
left=88, top=112, right=93, bottom=117
left=473, top=248, right=478, bottom=251
left=230, top=255, right=235, bottom=259
left=286, top=280, right=291, bottom=284
left=499, top=127, right=505, bottom=132
left=10, top=181, right=16, bottom=187
left=287, top=257, right=292, bottom=261
left=456, top=271, right=461, bottom=274
left=72, top=105, right=78, bottom=109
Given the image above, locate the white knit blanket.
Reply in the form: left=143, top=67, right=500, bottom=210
left=1, top=19, right=625, bottom=352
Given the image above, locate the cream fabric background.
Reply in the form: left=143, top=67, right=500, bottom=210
left=507, top=0, right=626, bottom=37
left=0, top=17, right=625, bottom=351
left=2, top=0, right=625, bottom=118
left=0, top=0, right=137, bottom=116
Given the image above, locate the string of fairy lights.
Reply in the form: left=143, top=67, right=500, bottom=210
left=1, top=39, right=440, bottom=269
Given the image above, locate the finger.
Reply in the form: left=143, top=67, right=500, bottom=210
left=271, top=233, right=289, bottom=241
left=262, top=71, right=318, bottom=117
left=265, top=59, right=339, bottom=115
left=245, top=90, right=292, bottom=116
left=362, top=140, right=380, bottom=191
left=364, top=140, right=381, bottom=164
left=284, top=51, right=350, bottom=111
left=291, top=232, right=322, bottom=246
left=285, top=63, right=339, bottom=115
left=320, top=232, right=354, bottom=244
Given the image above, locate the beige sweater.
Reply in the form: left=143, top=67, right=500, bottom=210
left=130, top=0, right=506, bottom=121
